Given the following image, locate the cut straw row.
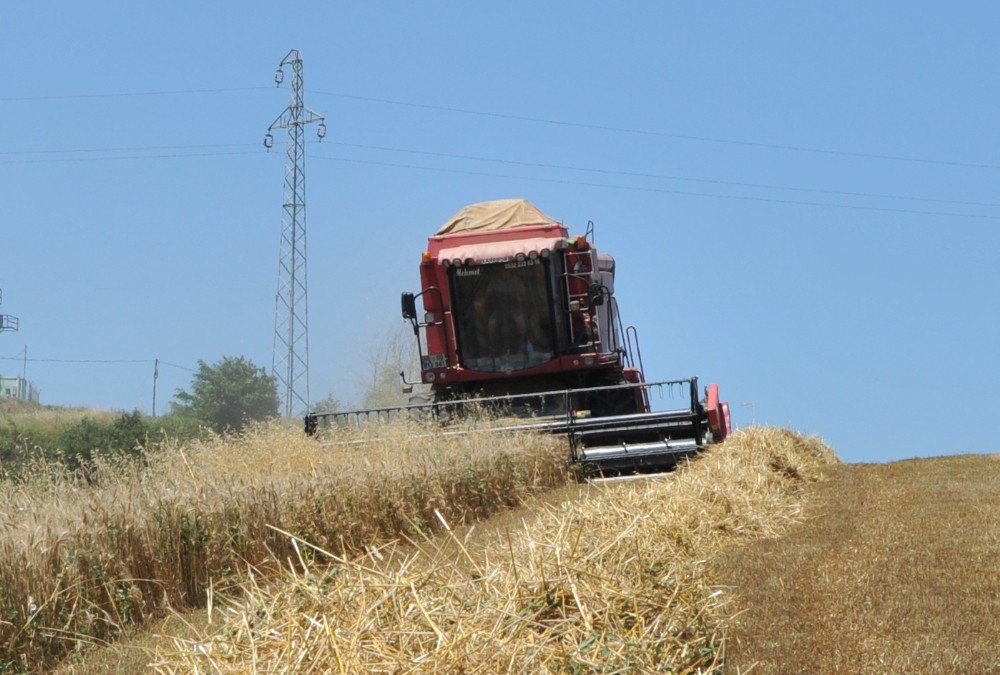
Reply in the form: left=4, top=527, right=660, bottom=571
left=155, top=427, right=839, bottom=673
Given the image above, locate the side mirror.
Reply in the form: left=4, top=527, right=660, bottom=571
left=400, top=370, right=416, bottom=394
left=401, top=292, right=417, bottom=320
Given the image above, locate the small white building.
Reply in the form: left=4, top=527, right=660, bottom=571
left=0, top=376, right=39, bottom=403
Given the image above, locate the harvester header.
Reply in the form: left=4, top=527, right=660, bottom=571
left=308, top=199, right=731, bottom=475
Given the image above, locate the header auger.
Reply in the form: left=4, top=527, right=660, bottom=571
left=306, top=199, right=730, bottom=476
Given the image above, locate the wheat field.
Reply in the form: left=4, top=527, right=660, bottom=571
left=152, top=427, right=838, bottom=673
left=0, top=421, right=567, bottom=671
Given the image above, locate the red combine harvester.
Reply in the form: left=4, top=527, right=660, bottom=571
left=305, top=199, right=731, bottom=475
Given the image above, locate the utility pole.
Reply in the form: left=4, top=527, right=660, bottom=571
left=152, top=358, right=159, bottom=417
left=265, top=49, right=327, bottom=418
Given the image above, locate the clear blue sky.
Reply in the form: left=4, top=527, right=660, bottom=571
left=2, top=2, right=997, bottom=462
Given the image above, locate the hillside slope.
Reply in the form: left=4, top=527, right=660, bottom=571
left=60, top=439, right=995, bottom=672
left=715, top=454, right=999, bottom=673
left=151, top=428, right=837, bottom=672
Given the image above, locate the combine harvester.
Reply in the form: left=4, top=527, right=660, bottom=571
left=306, top=199, right=730, bottom=475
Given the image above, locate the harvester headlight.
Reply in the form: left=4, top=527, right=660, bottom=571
left=424, top=372, right=434, bottom=382
left=515, top=253, right=526, bottom=262
left=424, top=311, right=435, bottom=323
left=528, top=251, right=538, bottom=260
left=452, top=258, right=462, bottom=267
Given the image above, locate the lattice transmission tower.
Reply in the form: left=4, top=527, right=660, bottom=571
left=265, top=49, right=326, bottom=417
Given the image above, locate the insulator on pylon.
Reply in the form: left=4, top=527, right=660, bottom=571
left=274, top=69, right=284, bottom=86
left=264, top=133, right=274, bottom=150
left=317, top=122, right=327, bottom=140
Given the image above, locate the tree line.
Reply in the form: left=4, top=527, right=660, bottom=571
left=1, top=340, right=420, bottom=476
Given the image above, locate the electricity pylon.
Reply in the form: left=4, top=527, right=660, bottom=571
left=265, top=49, right=326, bottom=417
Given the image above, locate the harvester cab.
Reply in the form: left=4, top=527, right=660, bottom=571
left=306, top=199, right=731, bottom=475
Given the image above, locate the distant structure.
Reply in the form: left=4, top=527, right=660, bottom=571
left=0, top=376, right=39, bottom=403
left=265, top=49, right=327, bottom=417
left=0, top=289, right=34, bottom=402
left=0, top=288, right=18, bottom=335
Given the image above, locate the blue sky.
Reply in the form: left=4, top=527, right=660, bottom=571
left=2, top=2, right=997, bottom=462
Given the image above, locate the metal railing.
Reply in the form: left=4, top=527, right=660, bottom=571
left=305, top=378, right=701, bottom=436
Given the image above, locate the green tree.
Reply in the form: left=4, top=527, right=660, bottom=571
left=172, top=356, right=278, bottom=433
left=310, top=393, right=342, bottom=414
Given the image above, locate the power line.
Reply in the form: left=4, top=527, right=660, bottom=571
left=0, top=142, right=256, bottom=156
left=0, top=150, right=260, bottom=165
left=4, top=81, right=997, bottom=171
left=18, top=357, right=148, bottom=363
left=313, top=154, right=1000, bottom=221
left=331, top=141, right=1000, bottom=210
left=0, top=356, right=195, bottom=371
left=2, top=135, right=998, bottom=210
left=158, top=360, right=197, bottom=373
left=0, top=356, right=147, bottom=364
left=0, top=86, right=270, bottom=103
left=310, top=89, right=1000, bottom=171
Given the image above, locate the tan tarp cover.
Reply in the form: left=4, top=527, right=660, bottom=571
left=436, top=199, right=557, bottom=235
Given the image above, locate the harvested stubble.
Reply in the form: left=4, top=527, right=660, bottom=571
left=155, top=427, right=838, bottom=673
left=0, top=421, right=566, bottom=671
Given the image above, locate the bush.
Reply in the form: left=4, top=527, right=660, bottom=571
left=58, top=411, right=148, bottom=471
left=0, top=408, right=205, bottom=478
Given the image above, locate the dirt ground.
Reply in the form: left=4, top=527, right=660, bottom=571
left=714, top=454, right=999, bottom=674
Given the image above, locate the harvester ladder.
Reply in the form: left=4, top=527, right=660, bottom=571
left=561, top=251, right=596, bottom=347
